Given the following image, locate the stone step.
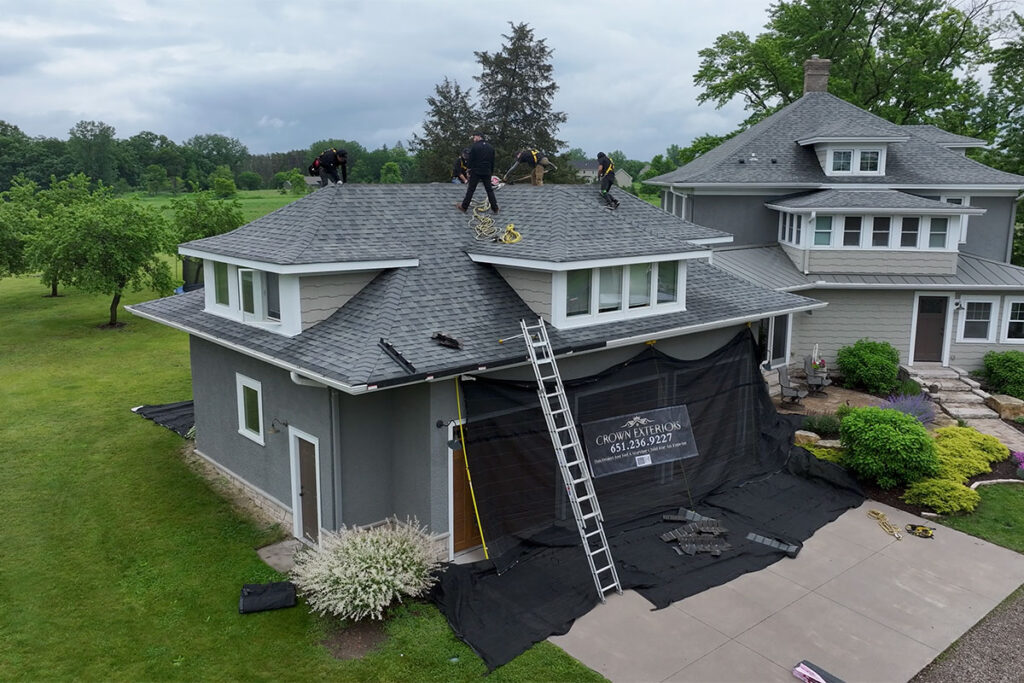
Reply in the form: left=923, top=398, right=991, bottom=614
left=932, top=392, right=984, bottom=404
left=915, top=380, right=974, bottom=393
left=906, top=367, right=961, bottom=379
left=941, top=403, right=1000, bottom=420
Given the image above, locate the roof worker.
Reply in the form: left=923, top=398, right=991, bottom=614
left=451, top=148, right=470, bottom=184
left=503, top=148, right=557, bottom=186
left=317, top=148, right=348, bottom=187
left=596, top=152, right=619, bottom=209
left=456, top=132, right=499, bottom=214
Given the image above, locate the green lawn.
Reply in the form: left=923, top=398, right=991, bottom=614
left=0, top=275, right=602, bottom=681
left=131, top=189, right=302, bottom=223
left=939, top=483, right=1024, bottom=553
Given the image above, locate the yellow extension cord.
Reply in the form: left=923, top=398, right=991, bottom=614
left=455, top=377, right=489, bottom=559
left=868, top=509, right=902, bottom=540
left=469, top=200, right=520, bottom=243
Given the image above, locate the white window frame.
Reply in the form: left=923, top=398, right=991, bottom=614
left=898, top=216, right=921, bottom=249
left=1000, top=297, right=1024, bottom=344
left=941, top=195, right=971, bottom=243
left=868, top=216, right=893, bottom=248
left=926, top=217, right=950, bottom=250
left=825, top=146, right=886, bottom=176
left=956, top=295, right=1000, bottom=344
left=842, top=215, right=863, bottom=247
left=236, top=373, right=265, bottom=445
left=812, top=215, right=834, bottom=247
left=552, top=261, right=687, bottom=328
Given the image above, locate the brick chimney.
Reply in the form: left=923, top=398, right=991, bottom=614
left=803, top=55, right=832, bottom=94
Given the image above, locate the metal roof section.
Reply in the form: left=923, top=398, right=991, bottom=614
left=645, top=92, right=1024, bottom=188
left=765, top=189, right=987, bottom=214
left=713, top=245, right=1024, bottom=292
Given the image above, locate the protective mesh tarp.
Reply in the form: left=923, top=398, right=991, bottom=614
left=432, top=330, right=864, bottom=669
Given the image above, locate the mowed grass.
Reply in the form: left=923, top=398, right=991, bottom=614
left=940, top=483, right=1024, bottom=553
left=0, top=276, right=602, bottom=681
left=132, top=189, right=302, bottom=223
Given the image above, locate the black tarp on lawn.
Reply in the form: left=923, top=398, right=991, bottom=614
left=432, top=330, right=864, bottom=669
left=132, top=400, right=194, bottom=438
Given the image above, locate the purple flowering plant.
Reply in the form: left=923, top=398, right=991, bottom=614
left=1013, top=451, right=1024, bottom=469
left=878, top=392, right=936, bottom=426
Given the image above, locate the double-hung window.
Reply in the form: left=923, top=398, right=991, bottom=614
left=236, top=373, right=264, bottom=445
left=958, top=297, right=998, bottom=343
left=561, top=261, right=682, bottom=323
left=929, top=218, right=949, bottom=249
left=238, top=269, right=281, bottom=322
left=831, top=150, right=852, bottom=172
left=1005, top=299, right=1024, bottom=342
left=900, top=217, right=920, bottom=247
left=859, top=150, right=880, bottom=172
left=213, top=262, right=230, bottom=305
left=843, top=216, right=861, bottom=246
left=871, top=217, right=891, bottom=247
left=813, top=216, right=832, bottom=246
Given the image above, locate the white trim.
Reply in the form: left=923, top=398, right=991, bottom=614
left=648, top=182, right=1024, bottom=192
left=1000, top=297, right=1024, bottom=344
left=179, top=246, right=417, bottom=274
left=686, top=236, right=734, bottom=245
left=466, top=250, right=713, bottom=271
left=235, top=373, right=265, bottom=445
left=552, top=261, right=687, bottom=328
left=764, top=203, right=984, bottom=216
left=797, top=135, right=908, bottom=146
left=783, top=281, right=1024, bottom=292
left=956, top=295, right=1000, bottom=343
left=289, top=426, right=323, bottom=546
left=908, top=292, right=954, bottom=367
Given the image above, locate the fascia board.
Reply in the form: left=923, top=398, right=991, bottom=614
left=796, top=135, right=909, bottom=145
left=790, top=281, right=1024, bottom=291
left=466, top=250, right=714, bottom=271
left=178, top=246, right=417, bottom=274
left=764, top=203, right=987, bottom=215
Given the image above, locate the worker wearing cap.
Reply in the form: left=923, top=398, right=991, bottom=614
left=318, top=148, right=348, bottom=187
left=456, top=132, right=499, bottom=214
left=451, top=148, right=469, bottom=184
left=505, top=148, right=557, bottom=185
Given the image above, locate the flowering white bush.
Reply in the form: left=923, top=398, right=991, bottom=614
left=290, top=517, right=441, bottom=621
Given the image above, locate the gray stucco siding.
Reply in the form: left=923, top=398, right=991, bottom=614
left=789, top=289, right=915, bottom=366
left=301, top=271, right=379, bottom=330
left=495, top=266, right=552, bottom=320
left=189, top=337, right=336, bottom=526
left=959, top=196, right=1015, bottom=262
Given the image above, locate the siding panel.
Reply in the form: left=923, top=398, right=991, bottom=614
left=301, top=271, right=379, bottom=330
left=495, top=267, right=552, bottom=320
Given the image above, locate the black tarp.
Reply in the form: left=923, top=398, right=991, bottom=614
left=132, top=401, right=194, bottom=438
left=432, top=330, right=864, bottom=669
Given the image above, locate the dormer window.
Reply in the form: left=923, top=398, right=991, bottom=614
left=555, top=260, right=685, bottom=328
left=826, top=147, right=884, bottom=176
left=239, top=269, right=280, bottom=322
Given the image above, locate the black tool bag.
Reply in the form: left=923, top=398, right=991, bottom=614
left=238, top=581, right=297, bottom=614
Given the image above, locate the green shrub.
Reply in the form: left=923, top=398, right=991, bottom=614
left=836, top=338, right=900, bottom=394
left=902, top=478, right=981, bottom=514
left=932, top=426, right=1009, bottom=484
left=290, top=518, right=440, bottom=621
left=982, top=350, right=1024, bottom=399
left=803, top=444, right=845, bottom=463
left=840, top=406, right=938, bottom=488
left=896, top=378, right=921, bottom=396
left=835, top=404, right=854, bottom=421
left=803, top=413, right=841, bottom=438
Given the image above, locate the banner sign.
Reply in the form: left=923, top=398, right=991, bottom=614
left=581, top=405, right=698, bottom=478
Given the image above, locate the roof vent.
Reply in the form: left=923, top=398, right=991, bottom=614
left=432, top=332, right=463, bottom=350
left=771, top=158, right=778, bottom=164
left=738, top=158, right=745, bottom=164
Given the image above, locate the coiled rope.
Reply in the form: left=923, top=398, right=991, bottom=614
left=867, top=509, right=902, bottom=540
left=468, top=200, right=521, bottom=244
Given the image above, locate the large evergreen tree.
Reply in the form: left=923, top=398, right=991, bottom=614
left=410, top=77, right=479, bottom=182
left=474, top=22, right=566, bottom=167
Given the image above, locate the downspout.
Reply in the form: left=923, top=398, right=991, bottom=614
left=329, top=388, right=342, bottom=528
left=804, top=212, right=814, bottom=275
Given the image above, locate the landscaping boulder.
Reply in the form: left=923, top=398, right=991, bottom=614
left=985, top=394, right=1024, bottom=420
left=793, top=430, right=821, bottom=446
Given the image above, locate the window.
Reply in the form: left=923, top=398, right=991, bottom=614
left=266, top=272, right=280, bottom=320
left=859, top=150, right=879, bottom=172
left=929, top=218, right=948, bottom=249
left=1006, top=300, right=1024, bottom=341
left=236, top=374, right=264, bottom=445
left=566, top=269, right=591, bottom=317
left=238, top=269, right=281, bottom=322
left=214, top=262, right=229, bottom=305
left=959, top=298, right=996, bottom=342
left=629, top=264, right=651, bottom=308
left=843, top=216, right=861, bottom=246
left=871, top=217, right=891, bottom=247
left=657, top=261, right=678, bottom=303
left=813, top=216, right=832, bottom=246
left=831, top=150, right=852, bottom=172
left=240, top=269, right=256, bottom=315
left=794, top=216, right=802, bottom=245
left=900, top=217, right=920, bottom=247
left=598, top=267, right=622, bottom=312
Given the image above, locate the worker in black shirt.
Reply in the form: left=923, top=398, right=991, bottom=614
left=503, top=148, right=557, bottom=185
left=451, top=148, right=469, bottom=183
left=456, top=133, right=499, bottom=214
left=318, top=148, right=348, bottom=187
left=597, top=152, right=619, bottom=209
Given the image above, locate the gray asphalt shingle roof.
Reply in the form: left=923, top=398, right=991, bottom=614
left=765, top=189, right=984, bottom=212
left=646, top=92, right=1024, bottom=187
left=714, top=244, right=1024, bottom=291
left=902, top=124, right=987, bottom=147
left=130, top=184, right=818, bottom=389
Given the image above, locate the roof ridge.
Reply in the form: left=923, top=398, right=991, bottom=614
left=291, top=186, right=338, bottom=262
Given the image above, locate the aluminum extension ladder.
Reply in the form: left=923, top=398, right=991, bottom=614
left=518, top=317, right=622, bottom=602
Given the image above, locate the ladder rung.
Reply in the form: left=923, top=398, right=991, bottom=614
left=581, top=511, right=600, bottom=521
left=595, top=565, right=613, bottom=574
left=577, top=494, right=593, bottom=504
left=545, top=391, right=560, bottom=398
left=556, top=425, right=575, bottom=432
left=565, top=460, right=584, bottom=467
left=602, top=583, right=619, bottom=593
left=535, top=356, right=552, bottom=364
left=585, top=528, right=603, bottom=538
left=589, top=547, right=609, bottom=557
left=572, top=476, right=589, bottom=484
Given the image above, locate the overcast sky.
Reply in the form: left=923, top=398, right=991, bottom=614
left=0, top=0, right=778, bottom=161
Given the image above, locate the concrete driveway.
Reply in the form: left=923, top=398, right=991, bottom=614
left=551, top=500, right=1024, bottom=682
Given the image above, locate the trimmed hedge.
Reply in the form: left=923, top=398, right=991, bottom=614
left=902, top=478, right=981, bottom=514
left=982, top=350, right=1024, bottom=399
left=839, top=406, right=938, bottom=489
left=932, top=426, right=1010, bottom=484
left=836, top=338, right=900, bottom=395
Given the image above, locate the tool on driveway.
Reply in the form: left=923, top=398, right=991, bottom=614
left=905, top=523, right=935, bottom=538
left=867, top=509, right=902, bottom=540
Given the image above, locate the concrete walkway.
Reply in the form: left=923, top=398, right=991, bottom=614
left=550, top=500, right=1024, bottom=682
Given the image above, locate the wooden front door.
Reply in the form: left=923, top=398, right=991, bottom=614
left=914, top=296, right=948, bottom=362
left=298, top=437, right=319, bottom=544
left=452, top=442, right=482, bottom=553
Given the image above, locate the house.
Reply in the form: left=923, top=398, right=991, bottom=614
left=645, top=57, right=1024, bottom=372
left=128, top=183, right=820, bottom=555
left=569, top=159, right=633, bottom=187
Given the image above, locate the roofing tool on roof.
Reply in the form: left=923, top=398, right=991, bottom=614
left=378, top=338, right=416, bottom=374
left=432, top=332, right=463, bottom=350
